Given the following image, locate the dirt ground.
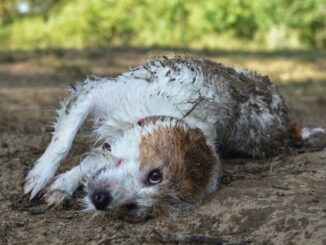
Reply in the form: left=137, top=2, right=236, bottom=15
left=0, top=48, right=326, bottom=244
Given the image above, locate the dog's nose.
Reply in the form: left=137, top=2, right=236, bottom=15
left=91, top=191, right=112, bottom=210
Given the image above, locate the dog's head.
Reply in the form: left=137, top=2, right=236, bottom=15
left=83, top=117, right=220, bottom=221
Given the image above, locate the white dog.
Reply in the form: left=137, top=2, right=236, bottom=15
left=24, top=57, right=321, bottom=220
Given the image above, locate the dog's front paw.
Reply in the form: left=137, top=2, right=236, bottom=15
left=45, top=189, right=72, bottom=207
left=24, top=161, right=56, bottom=199
left=44, top=172, right=78, bottom=206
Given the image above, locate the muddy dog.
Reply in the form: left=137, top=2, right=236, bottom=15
left=24, top=57, right=324, bottom=220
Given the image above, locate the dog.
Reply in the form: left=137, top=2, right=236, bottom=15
left=24, top=57, right=323, bottom=221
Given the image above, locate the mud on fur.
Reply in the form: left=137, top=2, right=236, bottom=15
left=24, top=57, right=325, bottom=221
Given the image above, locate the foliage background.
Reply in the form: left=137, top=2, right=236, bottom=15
left=0, top=0, right=325, bottom=50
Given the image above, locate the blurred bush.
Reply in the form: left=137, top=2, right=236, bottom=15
left=0, top=0, right=325, bottom=50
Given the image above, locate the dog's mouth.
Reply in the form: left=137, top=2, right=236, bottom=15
left=122, top=202, right=139, bottom=211
left=111, top=202, right=140, bottom=217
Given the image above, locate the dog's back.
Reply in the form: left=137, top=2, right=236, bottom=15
left=96, top=57, right=290, bottom=157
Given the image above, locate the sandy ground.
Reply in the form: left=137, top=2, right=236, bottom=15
left=0, top=49, right=326, bottom=244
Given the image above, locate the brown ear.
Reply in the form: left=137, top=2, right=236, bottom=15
left=184, top=128, right=205, bottom=150
left=183, top=128, right=218, bottom=191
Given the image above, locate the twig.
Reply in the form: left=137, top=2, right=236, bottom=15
left=182, top=96, right=205, bottom=119
left=97, top=230, right=247, bottom=245
left=150, top=230, right=240, bottom=244
left=97, top=235, right=131, bottom=244
left=270, top=184, right=290, bottom=191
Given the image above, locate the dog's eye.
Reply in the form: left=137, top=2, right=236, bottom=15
left=102, top=143, right=111, bottom=151
left=147, top=169, right=162, bottom=185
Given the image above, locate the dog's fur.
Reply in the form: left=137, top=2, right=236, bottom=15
left=24, top=57, right=317, bottom=220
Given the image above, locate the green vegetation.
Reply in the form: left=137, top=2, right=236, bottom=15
left=0, top=0, right=325, bottom=50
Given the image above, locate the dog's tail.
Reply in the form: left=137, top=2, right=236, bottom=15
left=291, top=123, right=326, bottom=149
left=301, top=127, right=325, bottom=140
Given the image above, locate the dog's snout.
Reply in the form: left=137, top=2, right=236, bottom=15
left=91, top=191, right=112, bottom=210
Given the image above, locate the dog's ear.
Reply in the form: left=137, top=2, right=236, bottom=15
left=183, top=128, right=220, bottom=191
left=185, top=128, right=205, bottom=146
left=181, top=128, right=206, bottom=153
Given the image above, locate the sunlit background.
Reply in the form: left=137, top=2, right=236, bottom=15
left=0, top=0, right=325, bottom=106
left=1, top=0, right=325, bottom=50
